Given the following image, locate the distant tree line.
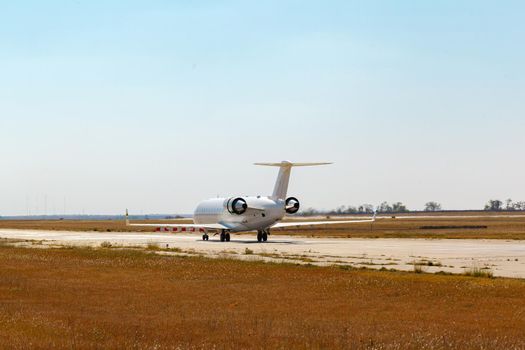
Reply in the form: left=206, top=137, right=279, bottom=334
left=484, top=199, right=525, bottom=211
left=300, top=204, right=374, bottom=216
left=424, top=201, right=442, bottom=212
left=299, top=198, right=525, bottom=216
left=377, top=201, right=409, bottom=213
left=300, top=201, right=410, bottom=216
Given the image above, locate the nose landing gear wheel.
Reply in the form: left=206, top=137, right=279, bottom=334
left=262, top=232, right=268, bottom=242
left=202, top=234, right=209, bottom=241
left=257, top=232, right=262, bottom=242
left=220, top=232, right=225, bottom=242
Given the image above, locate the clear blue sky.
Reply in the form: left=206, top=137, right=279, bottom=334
left=1, top=1, right=524, bottom=215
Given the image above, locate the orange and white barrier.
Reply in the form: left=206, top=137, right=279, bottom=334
left=155, top=227, right=206, bottom=233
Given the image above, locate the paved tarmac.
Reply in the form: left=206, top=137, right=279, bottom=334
left=1, top=229, right=524, bottom=278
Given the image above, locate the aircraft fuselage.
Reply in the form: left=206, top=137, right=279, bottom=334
left=193, top=196, right=285, bottom=232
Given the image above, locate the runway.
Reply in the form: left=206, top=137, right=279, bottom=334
left=1, top=228, right=525, bottom=278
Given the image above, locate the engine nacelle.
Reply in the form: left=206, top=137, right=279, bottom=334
left=226, top=197, right=248, bottom=215
left=285, top=197, right=300, bottom=214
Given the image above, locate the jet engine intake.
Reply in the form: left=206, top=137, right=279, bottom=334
left=285, top=197, right=300, bottom=214
left=227, top=197, right=248, bottom=215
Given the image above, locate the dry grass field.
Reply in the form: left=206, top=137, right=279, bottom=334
left=0, top=245, right=525, bottom=349
left=0, top=219, right=188, bottom=233
left=281, top=213, right=525, bottom=239
left=1, top=211, right=525, bottom=239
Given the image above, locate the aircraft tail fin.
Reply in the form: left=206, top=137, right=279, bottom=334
left=254, top=161, right=332, bottom=200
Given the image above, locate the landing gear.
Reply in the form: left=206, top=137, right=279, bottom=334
left=220, top=230, right=231, bottom=242
left=257, top=230, right=269, bottom=243
left=202, top=234, right=209, bottom=241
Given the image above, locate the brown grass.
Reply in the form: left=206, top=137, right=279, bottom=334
left=279, top=212, right=525, bottom=239
left=0, top=219, right=192, bottom=233
left=0, top=246, right=524, bottom=349
left=464, top=266, right=495, bottom=278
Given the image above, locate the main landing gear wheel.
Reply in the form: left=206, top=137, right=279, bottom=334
left=220, top=231, right=231, bottom=242
left=257, top=231, right=268, bottom=243
left=202, top=234, right=209, bottom=241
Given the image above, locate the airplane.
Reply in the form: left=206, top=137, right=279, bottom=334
left=126, top=161, right=376, bottom=242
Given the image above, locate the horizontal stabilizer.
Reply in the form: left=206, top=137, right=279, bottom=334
left=254, top=162, right=332, bottom=167
left=254, top=161, right=332, bottom=199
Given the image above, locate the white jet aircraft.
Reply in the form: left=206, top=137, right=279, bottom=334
left=126, top=161, right=376, bottom=242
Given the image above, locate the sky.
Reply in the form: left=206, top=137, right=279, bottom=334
left=1, top=1, right=524, bottom=216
